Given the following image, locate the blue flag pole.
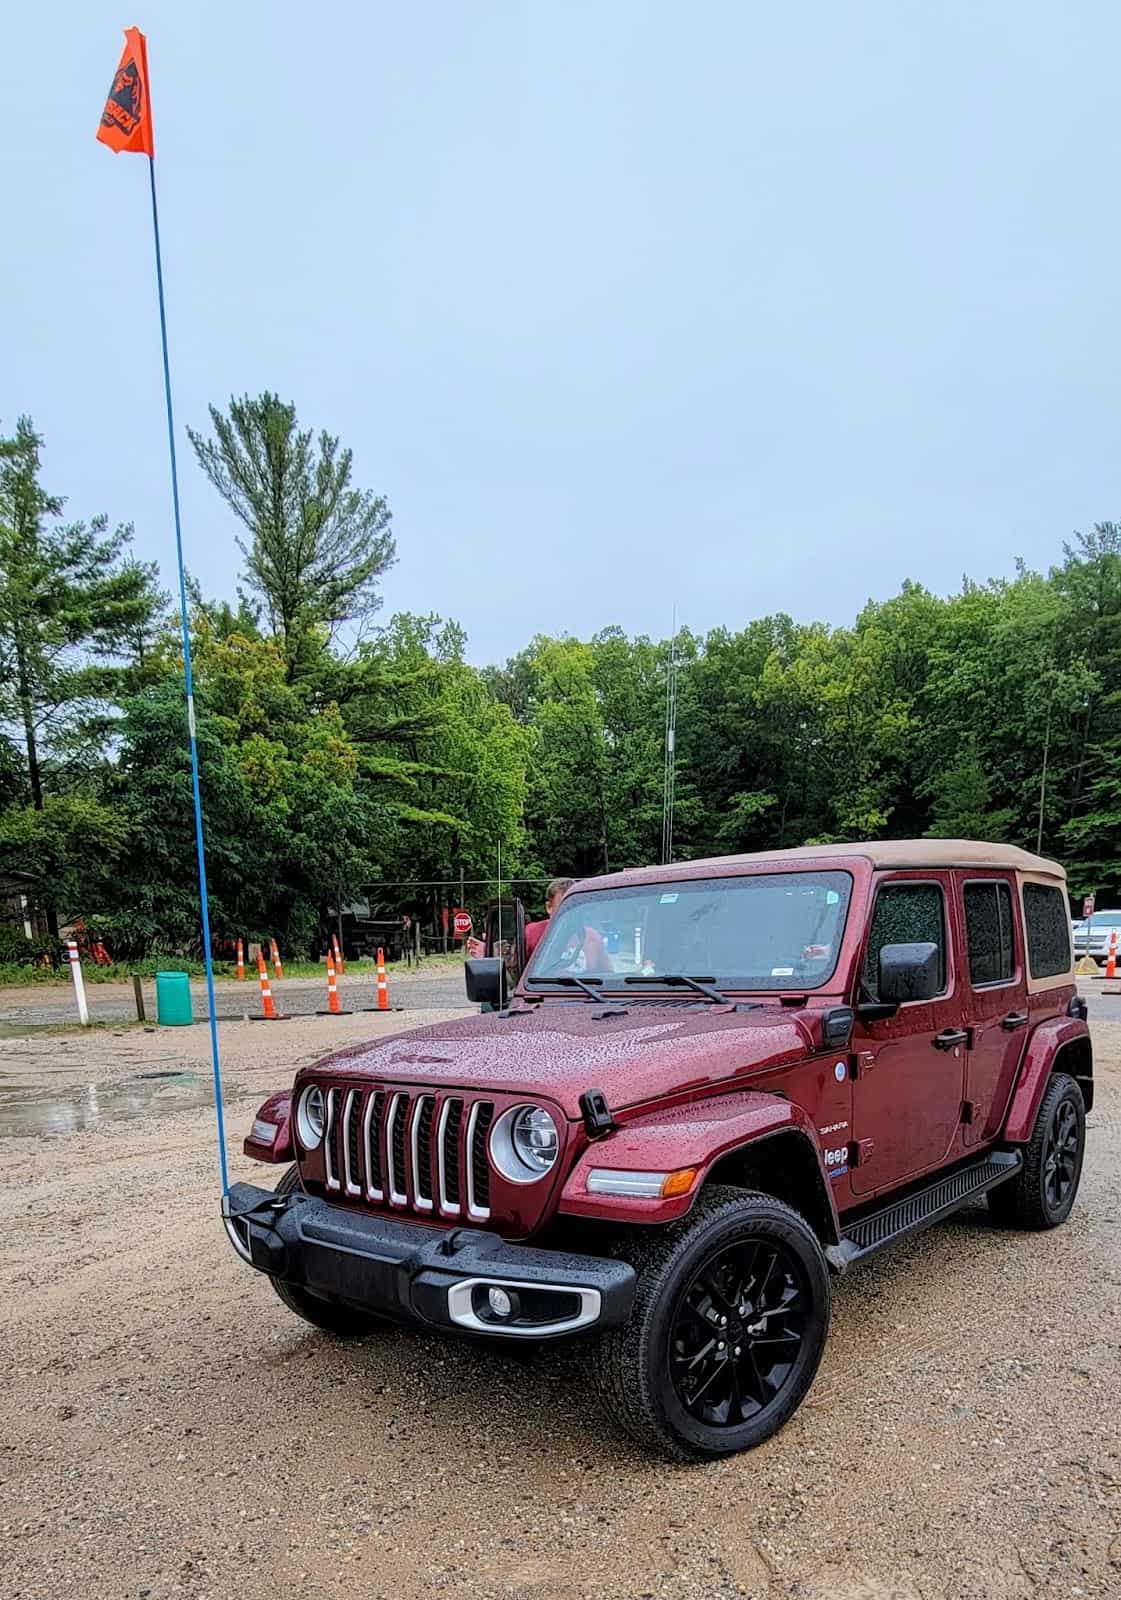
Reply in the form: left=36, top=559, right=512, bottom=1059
left=146, top=153, right=230, bottom=1196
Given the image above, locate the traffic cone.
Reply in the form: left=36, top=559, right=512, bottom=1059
left=236, top=937, right=245, bottom=981
left=249, top=945, right=289, bottom=1022
left=1107, top=930, right=1117, bottom=980
left=317, top=949, right=352, bottom=1016
left=376, top=946, right=389, bottom=1010
left=270, top=937, right=284, bottom=980
left=332, top=932, right=345, bottom=975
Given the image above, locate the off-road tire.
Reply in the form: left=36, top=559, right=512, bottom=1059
left=591, top=1186, right=831, bottom=1462
left=988, top=1071, right=1086, bottom=1230
left=268, top=1166, right=385, bottom=1337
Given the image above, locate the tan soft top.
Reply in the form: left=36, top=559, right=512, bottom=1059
left=588, top=839, right=1066, bottom=892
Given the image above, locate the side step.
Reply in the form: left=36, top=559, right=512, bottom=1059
left=834, top=1152, right=1023, bottom=1268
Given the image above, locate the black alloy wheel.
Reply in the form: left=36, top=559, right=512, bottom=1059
left=669, top=1237, right=809, bottom=1429
left=988, top=1070, right=1086, bottom=1231
left=591, top=1186, right=831, bottom=1461
left=1043, top=1096, right=1080, bottom=1214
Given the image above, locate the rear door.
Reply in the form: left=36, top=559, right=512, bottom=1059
left=956, top=873, right=1029, bottom=1146
left=850, top=873, right=966, bottom=1196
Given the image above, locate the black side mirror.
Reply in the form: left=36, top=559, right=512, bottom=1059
left=878, top=942, right=940, bottom=1005
left=465, top=957, right=507, bottom=1008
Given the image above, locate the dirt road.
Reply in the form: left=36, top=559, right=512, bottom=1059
left=2, top=1012, right=1120, bottom=1600
left=0, top=964, right=471, bottom=1030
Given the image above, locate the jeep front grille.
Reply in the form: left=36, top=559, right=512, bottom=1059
left=319, top=1086, right=494, bottom=1221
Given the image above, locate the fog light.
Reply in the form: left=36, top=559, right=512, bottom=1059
left=487, top=1286, right=515, bottom=1319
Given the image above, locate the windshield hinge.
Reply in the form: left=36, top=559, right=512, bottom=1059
left=580, top=1088, right=616, bottom=1139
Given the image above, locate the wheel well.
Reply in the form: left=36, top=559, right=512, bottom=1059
left=1055, top=1036, right=1093, bottom=1112
left=704, top=1131, right=839, bottom=1246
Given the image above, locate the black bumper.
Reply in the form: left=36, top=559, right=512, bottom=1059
left=223, top=1182, right=635, bottom=1339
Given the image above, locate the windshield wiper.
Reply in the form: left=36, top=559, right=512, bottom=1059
left=527, top=974, right=610, bottom=1003
left=623, top=974, right=729, bottom=1004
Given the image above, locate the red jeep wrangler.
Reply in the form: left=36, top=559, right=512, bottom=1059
left=226, top=841, right=1091, bottom=1461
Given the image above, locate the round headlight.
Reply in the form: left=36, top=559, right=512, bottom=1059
left=489, top=1103, right=559, bottom=1183
left=296, top=1084, right=326, bottom=1149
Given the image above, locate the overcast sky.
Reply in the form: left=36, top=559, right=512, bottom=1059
left=4, top=2, right=1120, bottom=664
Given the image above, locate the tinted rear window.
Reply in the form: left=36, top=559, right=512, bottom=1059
left=963, top=881, right=1015, bottom=986
left=1023, top=884, right=1071, bottom=979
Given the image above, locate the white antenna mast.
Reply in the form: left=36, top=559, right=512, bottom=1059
left=662, top=607, right=678, bottom=864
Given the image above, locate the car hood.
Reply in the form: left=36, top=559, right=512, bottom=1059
left=306, top=1003, right=817, bottom=1118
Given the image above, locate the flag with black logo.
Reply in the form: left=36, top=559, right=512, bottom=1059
left=96, top=26, right=154, bottom=157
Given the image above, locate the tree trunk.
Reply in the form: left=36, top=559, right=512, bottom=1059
left=17, top=651, right=43, bottom=811
left=17, top=648, right=58, bottom=935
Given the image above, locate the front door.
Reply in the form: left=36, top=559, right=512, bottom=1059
left=955, top=872, right=1030, bottom=1146
left=850, top=874, right=966, bottom=1197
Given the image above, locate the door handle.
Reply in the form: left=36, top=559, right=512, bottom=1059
left=932, top=1027, right=970, bottom=1051
left=1000, top=1012, right=1029, bottom=1031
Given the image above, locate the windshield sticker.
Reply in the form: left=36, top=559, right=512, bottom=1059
left=771, top=966, right=794, bottom=976
left=659, top=893, right=679, bottom=903
left=826, top=890, right=840, bottom=904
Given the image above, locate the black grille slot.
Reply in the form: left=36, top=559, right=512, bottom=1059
left=345, top=1094, right=361, bottom=1191
left=415, top=1097, right=435, bottom=1202
left=391, top=1093, right=409, bottom=1192
left=365, top=1089, right=385, bottom=1194
left=442, top=1098, right=463, bottom=1210
left=471, top=1101, right=495, bottom=1213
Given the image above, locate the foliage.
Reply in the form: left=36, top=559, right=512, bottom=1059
left=9, top=414, right=1121, bottom=961
left=188, top=392, right=394, bottom=680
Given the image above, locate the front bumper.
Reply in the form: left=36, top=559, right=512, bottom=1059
left=223, top=1182, right=635, bottom=1339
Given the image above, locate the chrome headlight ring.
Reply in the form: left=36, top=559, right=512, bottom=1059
left=295, top=1084, right=326, bottom=1150
left=488, top=1103, right=559, bottom=1183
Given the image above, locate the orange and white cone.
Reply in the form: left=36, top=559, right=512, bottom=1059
left=250, top=945, right=287, bottom=1022
left=270, top=937, right=284, bottom=980
left=317, top=949, right=352, bottom=1016
left=332, top=932, right=345, bottom=975
left=236, top=937, right=245, bottom=981
left=376, top=946, right=389, bottom=1011
left=1107, top=930, right=1117, bottom=980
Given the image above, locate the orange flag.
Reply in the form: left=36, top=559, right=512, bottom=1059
left=96, top=26, right=154, bottom=157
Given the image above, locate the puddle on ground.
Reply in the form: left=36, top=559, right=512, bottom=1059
left=0, top=1072, right=245, bottom=1137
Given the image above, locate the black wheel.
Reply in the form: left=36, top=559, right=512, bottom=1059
left=268, top=1167, right=385, bottom=1337
left=988, top=1071, right=1086, bottom=1230
left=591, top=1186, right=831, bottom=1461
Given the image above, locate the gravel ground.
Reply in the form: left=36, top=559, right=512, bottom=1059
left=1, top=1012, right=1119, bottom=1600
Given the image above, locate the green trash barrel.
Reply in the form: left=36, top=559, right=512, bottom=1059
left=155, top=970, right=193, bottom=1026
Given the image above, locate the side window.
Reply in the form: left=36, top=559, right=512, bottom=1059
left=863, top=883, right=947, bottom=999
left=1023, top=883, right=1072, bottom=979
left=963, top=881, right=1015, bottom=986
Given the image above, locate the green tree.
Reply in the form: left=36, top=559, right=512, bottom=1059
left=0, top=417, right=163, bottom=928
left=188, top=392, right=395, bottom=682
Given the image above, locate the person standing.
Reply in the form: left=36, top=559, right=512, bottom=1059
left=466, top=877, right=574, bottom=963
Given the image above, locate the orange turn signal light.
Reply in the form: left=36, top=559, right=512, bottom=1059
left=660, top=1167, right=698, bottom=1198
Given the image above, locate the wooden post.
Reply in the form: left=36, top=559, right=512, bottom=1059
left=132, top=973, right=146, bottom=1023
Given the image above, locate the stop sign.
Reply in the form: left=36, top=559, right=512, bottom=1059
left=452, top=908, right=473, bottom=938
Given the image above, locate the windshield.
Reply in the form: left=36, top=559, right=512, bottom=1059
left=1086, top=911, right=1121, bottom=927
left=528, top=870, right=854, bottom=992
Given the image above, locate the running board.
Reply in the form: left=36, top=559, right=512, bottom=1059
left=831, top=1152, right=1023, bottom=1269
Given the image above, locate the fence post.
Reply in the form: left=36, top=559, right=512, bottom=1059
left=132, top=973, right=146, bottom=1023
left=66, top=939, right=90, bottom=1026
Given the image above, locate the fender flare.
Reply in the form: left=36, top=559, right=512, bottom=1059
left=1002, top=1016, right=1092, bottom=1144
left=243, top=1089, right=293, bottom=1163
left=558, top=1091, right=840, bottom=1242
